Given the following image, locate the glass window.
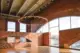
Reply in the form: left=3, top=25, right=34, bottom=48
left=71, top=16, right=80, bottom=28
left=50, top=27, right=59, bottom=38
left=49, top=18, right=58, bottom=27
left=36, top=27, right=43, bottom=33
left=50, top=39, right=59, bottom=46
left=7, top=21, right=16, bottom=32
left=7, top=37, right=15, bottom=43
left=20, top=23, right=26, bottom=32
left=59, top=17, right=70, bottom=30
left=70, top=40, right=80, bottom=49
left=42, top=23, right=49, bottom=33
left=20, top=37, right=26, bottom=42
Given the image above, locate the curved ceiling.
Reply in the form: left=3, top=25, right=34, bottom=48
left=0, top=0, right=54, bottom=20
left=36, top=0, right=80, bottom=21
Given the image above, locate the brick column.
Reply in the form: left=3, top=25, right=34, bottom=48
left=27, top=24, right=31, bottom=32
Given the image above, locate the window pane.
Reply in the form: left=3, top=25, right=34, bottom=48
left=42, top=23, right=49, bottom=33
left=70, top=40, right=80, bottom=49
left=20, top=29, right=26, bottom=32
left=59, top=17, right=70, bottom=30
left=49, top=18, right=58, bottom=27
left=7, top=37, right=15, bottom=43
left=70, top=40, right=80, bottom=53
left=36, top=27, right=43, bottom=33
left=50, top=39, right=59, bottom=46
left=50, top=27, right=59, bottom=38
left=20, top=37, right=26, bottom=42
left=7, top=21, right=15, bottom=32
left=71, top=16, right=80, bottom=28
left=20, top=23, right=26, bottom=32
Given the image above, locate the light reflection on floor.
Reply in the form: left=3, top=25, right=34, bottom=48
left=0, top=47, right=80, bottom=53
left=0, top=49, right=28, bottom=53
left=50, top=47, right=59, bottom=53
left=50, top=47, right=80, bottom=53
left=70, top=50, right=80, bottom=53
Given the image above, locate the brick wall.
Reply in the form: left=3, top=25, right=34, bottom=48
left=59, top=28, right=80, bottom=47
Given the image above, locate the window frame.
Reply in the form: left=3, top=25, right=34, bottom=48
left=7, top=21, right=16, bottom=32
left=19, top=23, right=27, bottom=32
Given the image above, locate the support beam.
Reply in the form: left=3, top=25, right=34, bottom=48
left=9, top=0, right=26, bottom=15
left=16, top=0, right=38, bottom=16
left=5, top=0, right=14, bottom=14
left=1, top=0, right=7, bottom=13
left=1, top=0, right=13, bottom=14
left=24, top=0, right=46, bottom=16
left=7, top=0, right=13, bottom=14
left=0, top=13, right=20, bottom=21
left=28, top=0, right=52, bottom=15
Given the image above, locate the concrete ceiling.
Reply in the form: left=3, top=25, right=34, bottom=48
left=0, top=0, right=54, bottom=20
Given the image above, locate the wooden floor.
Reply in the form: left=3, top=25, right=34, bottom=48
left=0, top=46, right=80, bottom=53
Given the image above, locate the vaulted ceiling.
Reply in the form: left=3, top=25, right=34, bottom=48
left=0, top=0, right=54, bottom=20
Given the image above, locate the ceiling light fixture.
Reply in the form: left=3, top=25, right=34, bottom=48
left=18, top=16, right=48, bottom=24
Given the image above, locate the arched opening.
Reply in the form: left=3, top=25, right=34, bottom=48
left=70, top=40, right=80, bottom=49
left=70, top=40, right=80, bottom=53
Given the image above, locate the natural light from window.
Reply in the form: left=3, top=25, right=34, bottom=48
left=20, top=23, right=26, bottom=32
left=59, top=16, right=70, bottom=30
left=70, top=40, right=80, bottom=49
left=7, top=21, right=16, bottom=32
left=70, top=40, right=80, bottom=53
